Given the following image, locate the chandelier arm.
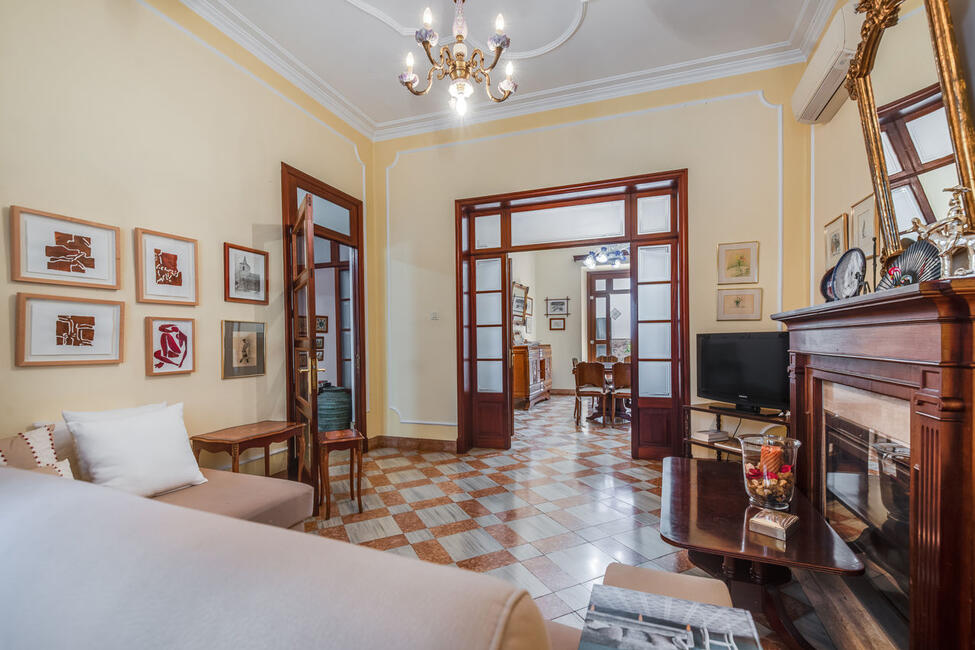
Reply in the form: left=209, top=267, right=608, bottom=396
left=405, top=65, right=438, bottom=96
left=480, top=47, right=502, bottom=74
left=482, top=71, right=512, bottom=103
left=419, top=40, right=441, bottom=69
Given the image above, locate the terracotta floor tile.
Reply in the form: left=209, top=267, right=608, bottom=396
left=456, top=499, right=493, bottom=518
left=533, top=593, right=574, bottom=620
left=398, top=478, right=434, bottom=489
left=392, top=511, right=426, bottom=533
left=470, top=485, right=508, bottom=498
left=521, top=556, right=580, bottom=592
left=412, top=539, right=453, bottom=564
left=531, top=532, right=586, bottom=554
left=318, top=526, right=350, bottom=542
left=438, top=480, right=464, bottom=495
left=360, top=534, right=408, bottom=551
left=411, top=496, right=453, bottom=510
left=545, top=509, right=588, bottom=531
left=379, top=491, right=406, bottom=507
left=483, top=523, right=530, bottom=548
left=495, top=506, right=542, bottom=522
left=457, top=550, right=518, bottom=572
left=340, top=507, right=390, bottom=525
left=430, top=519, right=480, bottom=538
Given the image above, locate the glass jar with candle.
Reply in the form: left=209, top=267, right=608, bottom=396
left=739, top=435, right=801, bottom=510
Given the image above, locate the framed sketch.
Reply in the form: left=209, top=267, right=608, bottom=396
left=224, top=243, right=269, bottom=305
left=16, top=293, right=124, bottom=366
left=716, top=288, right=763, bottom=321
left=316, top=316, right=329, bottom=333
left=11, top=206, right=121, bottom=290
left=526, top=316, right=533, bottom=334
left=526, top=297, right=534, bottom=316
left=315, top=336, right=325, bottom=350
left=549, top=317, right=566, bottom=331
left=316, top=350, right=324, bottom=362
left=824, top=213, right=849, bottom=269
left=546, top=297, right=570, bottom=316
left=512, top=282, right=528, bottom=318
left=136, top=228, right=199, bottom=305
left=221, top=320, right=266, bottom=379
left=716, top=241, right=759, bottom=284
left=145, top=317, right=195, bottom=376
left=850, top=195, right=878, bottom=258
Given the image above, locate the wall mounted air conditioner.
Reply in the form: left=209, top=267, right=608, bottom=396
left=792, top=2, right=864, bottom=124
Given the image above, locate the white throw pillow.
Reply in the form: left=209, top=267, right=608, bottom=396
left=58, top=403, right=167, bottom=480
left=66, top=403, right=205, bottom=497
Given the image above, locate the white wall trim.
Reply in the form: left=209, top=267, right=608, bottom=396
left=810, top=125, right=817, bottom=304
left=179, top=0, right=833, bottom=141
left=389, top=406, right=458, bottom=428
left=386, top=89, right=786, bottom=424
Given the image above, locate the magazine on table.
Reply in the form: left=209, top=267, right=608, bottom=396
left=578, top=584, right=762, bottom=650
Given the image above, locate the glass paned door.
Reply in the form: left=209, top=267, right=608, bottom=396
left=588, top=271, right=631, bottom=361
left=290, top=194, right=318, bottom=490
left=470, top=255, right=512, bottom=448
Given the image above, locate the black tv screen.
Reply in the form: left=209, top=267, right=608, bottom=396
left=697, top=332, right=789, bottom=411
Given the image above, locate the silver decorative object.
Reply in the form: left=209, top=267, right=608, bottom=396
left=909, top=186, right=975, bottom=278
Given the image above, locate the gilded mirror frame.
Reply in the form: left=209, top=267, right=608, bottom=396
left=846, top=0, right=975, bottom=263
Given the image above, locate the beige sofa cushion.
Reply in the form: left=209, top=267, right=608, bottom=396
left=603, top=562, right=733, bottom=607
left=0, top=467, right=549, bottom=650
left=153, top=468, right=313, bottom=528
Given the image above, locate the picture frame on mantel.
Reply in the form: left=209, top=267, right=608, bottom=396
left=135, top=228, right=199, bottom=305
left=11, top=206, right=121, bottom=290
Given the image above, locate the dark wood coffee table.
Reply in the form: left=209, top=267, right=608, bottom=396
left=659, top=457, right=863, bottom=650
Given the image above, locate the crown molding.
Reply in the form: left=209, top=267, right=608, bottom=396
left=179, top=0, right=834, bottom=142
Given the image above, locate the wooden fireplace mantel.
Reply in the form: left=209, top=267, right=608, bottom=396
left=772, top=279, right=974, bottom=649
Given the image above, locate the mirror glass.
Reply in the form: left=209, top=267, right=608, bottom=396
left=871, top=1, right=960, bottom=243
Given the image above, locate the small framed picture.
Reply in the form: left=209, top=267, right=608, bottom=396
left=824, top=213, right=849, bottom=269
left=315, top=336, right=325, bottom=350
left=526, top=316, right=533, bottom=334
left=224, top=243, right=269, bottom=305
left=136, top=228, right=199, bottom=305
left=316, top=350, right=324, bottom=362
left=850, top=195, right=877, bottom=258
left=145, top=317, right=195, bottom=376
left=316, top=316, right=329, bottom=333
left=546, top=297, right=570, bottom=316
left=717, top=241, right=759, bottom=284
left=221, top=321, right=266, bottom=379
left=716, top=288, right=763, bottom=321
left=11, top=206, right=121, bottom=290
left=549, top=317, right=566, bottom=331
left=526, top=297, right=534, bottom=316
left=16, top=293, right=124, bottom=366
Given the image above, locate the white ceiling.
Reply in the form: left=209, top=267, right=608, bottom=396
left=180, top=0, right=834, bottom=140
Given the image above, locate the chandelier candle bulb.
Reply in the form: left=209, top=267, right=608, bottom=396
left=406, top=52, right=414, bottom=75
left=505, top=61, right=513, bottom=79
left=422, top=7, right=432, bottom=28
left=495, top=14, right=504, bottom=34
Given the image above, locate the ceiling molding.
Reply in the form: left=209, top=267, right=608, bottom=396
left=179, top=0, right=834, bottom=142
left=344, top=0, right=589, bottom=61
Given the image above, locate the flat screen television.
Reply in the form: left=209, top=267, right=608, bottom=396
left=697, top=332, right=789, bottom=412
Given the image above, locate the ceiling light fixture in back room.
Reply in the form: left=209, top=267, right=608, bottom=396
left=398, top=0, right=518, bottom=117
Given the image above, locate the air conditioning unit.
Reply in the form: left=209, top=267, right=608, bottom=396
left=792, top=2, right=864, bottom=124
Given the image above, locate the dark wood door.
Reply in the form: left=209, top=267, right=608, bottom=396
left=470, top=254, right=513, bottom=449
left=587, top=270, right=631, bottom=361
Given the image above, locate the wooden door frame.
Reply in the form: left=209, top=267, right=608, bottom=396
left=586, top=269, right=631, bottom=361
left=454, top=170, right=689, bottom=458
left=281, top=163, right=367, bottom=497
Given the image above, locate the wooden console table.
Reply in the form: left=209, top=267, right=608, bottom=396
left=659, top=457, right=862, bottom=650
left=682, top=402, right=790, bottom=459
left=191, top=421, right=305, bottom=478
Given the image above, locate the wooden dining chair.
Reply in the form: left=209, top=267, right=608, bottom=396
left=623, top=355, right=632, bottom=363
left=596, top=355, right=619, bottom=363
left=574, top=362, right=607, bottom=425
left=610, top=362, right=632, bottom=425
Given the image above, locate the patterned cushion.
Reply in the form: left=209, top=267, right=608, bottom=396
left=27, top=459, right=74, bottom=479
left=0, top=425, right=57, bottom=469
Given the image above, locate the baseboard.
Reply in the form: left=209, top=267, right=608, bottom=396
left=551, top=389, right=575, bottom=396
left=370, top=435, right=457, bottom=453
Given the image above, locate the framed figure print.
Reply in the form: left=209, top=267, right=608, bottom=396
left=315, top=336, right=325, bottom=350
left=549, top=317, right=566, bottom=331
left=316, top=316, right=328, bottom=333
left=145, top=317, right=195, bottom=376
left=546, top=297, right=570, bottom=316
left=11, top=206, right=121, bottom=290
left=824, top=214, right=849, bottom=270
left=716, top=288, right=763, bottom=321
left=716, top=241, right=759, bottom=284
left=221, top=320, right=266, bottom=379
left=135, top=228, right=199, bottom=305
left=224, top=243, right=269, bottom=305
left=850, top=195, right=878, bottom=258
left=16, top=293, right=124, bottom=366
left=526, top=297, right=534, bottom=317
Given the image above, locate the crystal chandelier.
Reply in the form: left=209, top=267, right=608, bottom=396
left=398, top=0, right=518, bottom=117
left=584, top=247, right=630, bottom=269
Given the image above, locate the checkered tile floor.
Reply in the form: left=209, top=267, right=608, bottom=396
left=301, top=396, right=834, bottom=648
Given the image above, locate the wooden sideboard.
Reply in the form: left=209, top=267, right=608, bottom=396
left=513, top=343, right=552, bottom=410
left=773, top=280, right=975, bottom=649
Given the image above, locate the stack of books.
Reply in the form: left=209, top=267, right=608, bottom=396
left=690, top=428, right=729, bottom=443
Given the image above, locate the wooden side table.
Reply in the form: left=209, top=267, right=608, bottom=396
left=191, top=421, right=305, bottom=478
left=318, top=428, right=364, bottom=520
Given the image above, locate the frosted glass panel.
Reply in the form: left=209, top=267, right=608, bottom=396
left=463, top=296, right=469, bottom=327
left=637, top=195, right=671, bottom=234
left=595, top=279, right=607, bottom=291
left=595, top=317, right=607, bottom=340
left=596, top=344, right=607, bottom=357
left=463, top=327, right=470, bottom=359
left=638, top=283, right=671, bottom=320
left=339, top=270, right=351, bottom=299
left=511, top=201, right=625, bottom=246
left=476, top=293, right=502, bottom=325
left=477, top=361, right=503, bottom=393
left=638, top=323, right=671, bottom=358
left=639, top=361, right=672, bottom=397
left=314, top=237, right=331, bottom=261
left=906, top=107, right=953, bottom=163
left=881, top=132, right=903, bottom=175
left=461, top=216, right=469, bottom=252
left=919, top=165, right=959, bottom=218
left=475, top=214, right=501, bottom=249
left=342, top=331, right=352, bottom=357
left=638, top=245, right=671, bottom=282
left=614, top=278, right=631, bottom=290
left=475, top=258, right=502, bottom=291
left=342, top=360, right=352, bottom=388
left=892, top=186, right=924, bottom=233
left=299, top=190, right=351, bottom=237
left=610, top=293, right=631, bottom=339
left=340, top=302, right=351, bottom=329
left=476, top=326, right=503, bottom=359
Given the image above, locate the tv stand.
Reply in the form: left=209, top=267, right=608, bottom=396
left=682, top=401, right=791, bottom=460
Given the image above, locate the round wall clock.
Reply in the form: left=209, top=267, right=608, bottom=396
left=820, top=266, right=835, bottom=301
left=829, top=248, right=867, bottom=300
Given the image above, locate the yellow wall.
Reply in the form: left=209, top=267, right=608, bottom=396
left=0, top=0, right=369, bottom=473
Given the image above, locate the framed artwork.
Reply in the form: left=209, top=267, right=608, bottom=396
left=221, top=321, right=266, bottom=379
left=525, top=317, right=533, bottom=334
left=11, top=206, right=121, bottom=290
left=145, top=317, right=195, bottom=376
left=16, top=293, right=124, bottom=366
left=316, top=350, right=324, bottom=362
left=824, top=213, right=849, bottom=269
left=512, top=282, right=528, bottom=319
left=135, top=228, right=199, bottom=305
left=850, top=194, right=878, bottom=258
left=549, top=317, right=566, bottom=331
left=716, top=241, right=759, bottom=284
left=315, top=336, right=325, bottom=350
left=546, top=297, right=570, bottom=316
left=316, top=316, right=329, bottom=333
left=224, top=243, right=269, bottom=305
left=716, top=288, right=763, bottom=321
left=526, top=297, right=534, bottom=316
